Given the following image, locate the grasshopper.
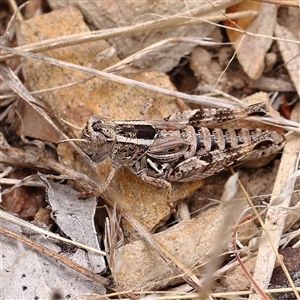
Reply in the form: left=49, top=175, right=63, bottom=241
left=80, top=102, right=286, bottom=192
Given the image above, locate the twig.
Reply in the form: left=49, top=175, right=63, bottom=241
left=0, top=226, right=111, bottom=288
left=0, top=1, right=26, bottom=44
left=0, top=210, right=106, bottom=256
left=0, top=1, right=245, bottom=62
left=7, top=0, right=25, bottom=22
left=248, top=103, right=300, bottom=299
left=0, top=44, right=236, bottom=108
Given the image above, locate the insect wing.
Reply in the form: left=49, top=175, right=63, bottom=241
left=113, top=121, right=158, bottom=166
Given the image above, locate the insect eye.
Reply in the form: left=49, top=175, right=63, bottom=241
left=89, top=118, right=116, bottom=141
left=97, top=128, right=114, bottom=140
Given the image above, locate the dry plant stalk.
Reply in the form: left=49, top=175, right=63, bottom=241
left=248, top=102, right=300, bottom=300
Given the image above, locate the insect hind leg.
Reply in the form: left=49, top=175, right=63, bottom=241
left=128, top=163, right=172, bottom=199
left=164, top=102, right=269, bottom=127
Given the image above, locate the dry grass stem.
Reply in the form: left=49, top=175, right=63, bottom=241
left=0, top=210, right=106, bottom=256
left=0, top=10, right=259, bottom=63
left=1, top=44, right=299, bottom=133
left=1, top=0, right=246, bottom=62
left=0, top=44, right=236, bottom=108
left=248, top=104, right=300, bottom=299
left=104, top=38, right=230, bottom=74
left=0, top=225, right=110, bottom=287
left=198, top=172, right=241, bottom=298
left=83, top=286, right=300, bottom=300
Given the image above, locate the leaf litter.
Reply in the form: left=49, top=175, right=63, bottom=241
left=0, top=1, right=300, bottom=299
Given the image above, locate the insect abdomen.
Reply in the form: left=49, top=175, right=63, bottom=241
left=196, top=128, right=270, bottom=153
left=167, top=128, right=285, bottom=182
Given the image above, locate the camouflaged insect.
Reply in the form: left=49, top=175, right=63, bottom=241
left=81, top=102, right=286, bottom=192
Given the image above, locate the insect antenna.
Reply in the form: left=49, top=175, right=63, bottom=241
left=30, top=101, right=83, bottom=130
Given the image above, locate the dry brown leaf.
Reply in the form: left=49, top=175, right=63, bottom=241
left=1, top=169, right=45, bottom=219
left=275, top=23, right=300, bottom=97
left=224, top=2, right=261, bottom=42
left=229, top=3, right=277, bottom=80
